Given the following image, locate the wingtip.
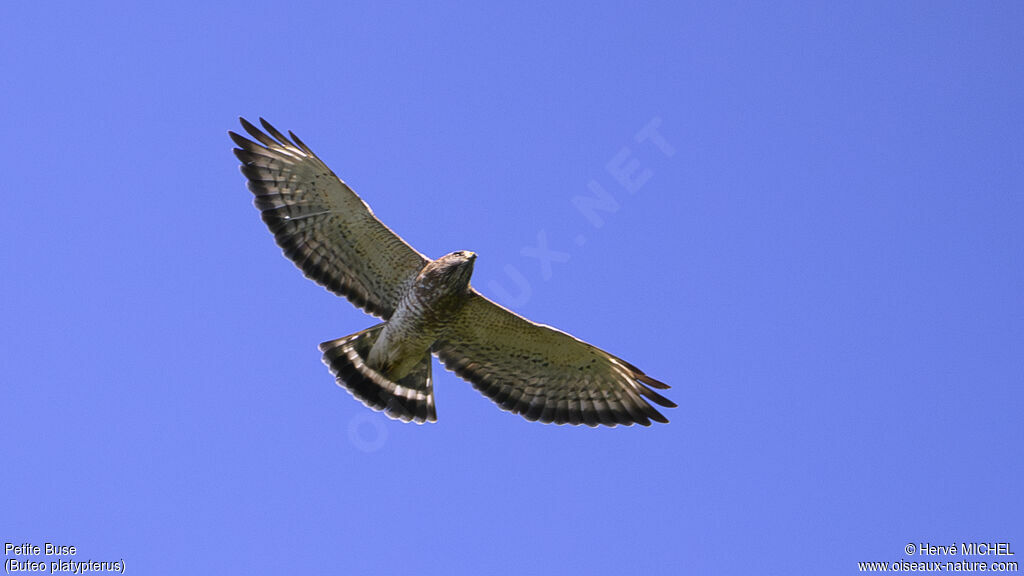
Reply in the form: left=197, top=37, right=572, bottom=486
left=638, top=385, right=676, bottom=408
left=232, top=148, right=250, bottom=164
left=228, top=131, right=251, bottom=148
left=638, top=373, right=671, bottom=390
left=289, top=130, right=314, bottom=154
left=648, top=411, right=670, bottom=424
left=259, top=118, right=293, bottom=145
left=259, top=116, right=277, bottom=134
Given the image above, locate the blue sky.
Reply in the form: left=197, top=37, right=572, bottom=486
left=2, top=2, right=1021, bottom=574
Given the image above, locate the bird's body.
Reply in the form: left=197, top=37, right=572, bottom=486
left=367, top=252, right=476, bottom=381
left=231, top=118, right=675, bottom=426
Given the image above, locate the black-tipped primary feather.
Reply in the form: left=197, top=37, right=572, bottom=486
left=231, top=117, right=429, bottom=319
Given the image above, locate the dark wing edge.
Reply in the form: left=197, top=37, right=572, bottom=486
left=434, top=292, right=675, bottom=427
left=230, top=117, right=429, bottom=318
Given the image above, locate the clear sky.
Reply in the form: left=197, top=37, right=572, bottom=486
left=2, top=2, right=1021, bottom=574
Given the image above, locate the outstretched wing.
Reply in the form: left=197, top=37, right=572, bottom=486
left=434, top=292, right=675, bottom=427
left=230, top=118, right=429, bottom=318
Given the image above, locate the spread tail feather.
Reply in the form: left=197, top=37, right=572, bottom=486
left=319, top=324, right=437, bottom=424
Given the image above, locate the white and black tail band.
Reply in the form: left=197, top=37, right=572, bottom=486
left=319, top=324, right=437, bottom=424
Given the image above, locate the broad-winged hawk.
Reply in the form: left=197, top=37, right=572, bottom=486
left=230, top=118, right=675, bottom=427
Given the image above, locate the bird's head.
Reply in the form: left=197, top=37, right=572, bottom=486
left=420, top=250, right=476, bottom=295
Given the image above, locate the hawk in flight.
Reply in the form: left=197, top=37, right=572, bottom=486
left=230, top=118, right=675, bottom=426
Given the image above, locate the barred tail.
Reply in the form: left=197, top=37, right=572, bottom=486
left=318, top=324, right=437, bottom=424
